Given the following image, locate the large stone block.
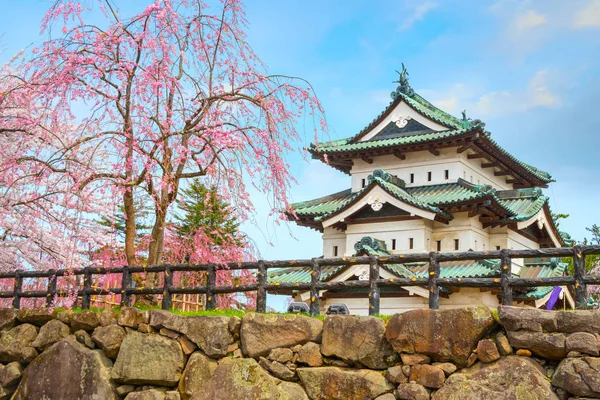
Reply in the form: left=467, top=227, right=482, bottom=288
left=178, top=351, right=217, bottom=400
left=322, top=315, right=397, bottom=369
left=241, top=313, right=322, bottom=358
left=553, top=356, right=600, bottom=397
left=185, top=316, right=238, bottom=358
left=0, top=309, right=17, bottom=331
left=191, top=358, right=308, bottom=400
left=297, top=366, right=394, bottom=400
left=498, top=306, right=558, bottom=332
left=149, top=310, right=237, bottom=358
left=556, top=310, right=600, bottom=333
left=118, top=307, right=149, bottom=329
left=71, top=310, right=100, bottom=331
left=0, top=323, right=38, bottom=363
left=506, top=330, right=566, bottom=359
left=386, top=306, right=496, bottom=367
left=112, top=330, right=184, bottom=386
left=16, top=308, right=54, bottom=326
left=431, top=356, right=557, bottom=400
left=92, top=324, right=126, bottom=358
left=31, top=319, right=70, bottom=351
left=13, top=338, right=117, bottom=399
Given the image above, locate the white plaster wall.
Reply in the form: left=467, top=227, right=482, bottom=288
left=322, top=227, right=346, bottom=257
left=432, top=212, right=490, bottom=252
left=345, top=219, right=433, bottom=254
left=350, top=148, right=512, bottom=192
left=318, top=288, right=499, bottom=316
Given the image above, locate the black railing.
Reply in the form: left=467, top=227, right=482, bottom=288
left=2, top=245, right=600, bottom=315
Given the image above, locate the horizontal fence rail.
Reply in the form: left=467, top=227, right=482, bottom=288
left=1, top=245, right=600, bottom=315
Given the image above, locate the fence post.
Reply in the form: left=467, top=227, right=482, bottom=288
left=12, top=270, right=23, bottom=309
left=309, top=258, right=321, bottom=317
left=369, top=256, right=380, bottom=316
left=573, top=245, right=587, bottom=308
left=162, top=265, right=173, bottom=310
left=46, top=269, right=57, bottom=308
left=428, top=252, right=440, bottom=310
left=81, top=267, right=92, bottom=309
left=500, top=249, right=513, bottom=305
left=256, top=261, right=267, bottom=313
left=206, top=265, right=216, bottom=310
left=121, top=266, right=132, bottom=307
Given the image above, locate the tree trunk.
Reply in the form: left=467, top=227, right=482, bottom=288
left=144, top=202, right=168, bottom=300
left=123, top=188, right=137, bottom=266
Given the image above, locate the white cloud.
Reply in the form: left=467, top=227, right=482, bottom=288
left=514, top=10, right=546, bottom=31
left=399, top=1, right=437, bottom=31
left=425, top=70, right=561, bottom=119
left=574, top=0, right=600, bottom=27
left=528, top=70, right=559, bottom=106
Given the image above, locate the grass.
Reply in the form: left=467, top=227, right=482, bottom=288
left=51, top=305, right=393, bottom=322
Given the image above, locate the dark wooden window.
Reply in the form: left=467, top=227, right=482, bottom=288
left=428, top=171, right=432, bottom=181
left=496, top=245, right=501, bottom=250
left=436, top=240, right=441, bottom=252
left=391, top=239, right=396, bottom=250
left=445, top=169, right=449, bottom=180
left=409, top=238, right=414, bottom=249
left=454, top=239, right=459, bottom=251
left=333, top=246, right=338, bottom=257
left=361, top=179, right=366, bottom=188
left=410, top=173, right=414, bottom=184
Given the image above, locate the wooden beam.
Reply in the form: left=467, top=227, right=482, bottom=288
left=494, top=170, right=511, bottom=177
left=328, top=158, right=353, bottom=167
left=481, top=162, right=499, bottom=168
left=456, top=143, right=473, bottom=154
left=428, top=147, right=440, bottom=156
left=506, top=178, right=520, bottom=184
left=361, top=155, right=373, bottom=164
left=467, top=153, right=484, bottom=160
left=392, top=151, right=406, bottom=160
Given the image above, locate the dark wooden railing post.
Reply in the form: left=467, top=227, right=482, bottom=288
left=309, top=258, right=321, bottom=317
left=256, top=261, right=267, bottom=313
left=162, top=265, right=173, bottom=310
left=46, top=269, right=57, bottom=308
left=428, top=252, right=440, bottom=309
left=573, top=245, right=587, bottom=308
left=81, top=267, right=92, bottom=309
left=369, top=256, right=380, bottom=316
left=206, top=265, right=216, bottom=310
left=12, top=270, right=23, bottom=309
left=121, top=266, right=132, bottom=307
left=500, top=249, right=513, bottom=305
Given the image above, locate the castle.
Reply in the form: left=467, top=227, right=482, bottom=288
left=270, top=67, right=572, bottom=314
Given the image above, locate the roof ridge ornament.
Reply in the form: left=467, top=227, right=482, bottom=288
left=460, top=109, right=487, bottom=130
left=391, top=63, right=415, bottom=99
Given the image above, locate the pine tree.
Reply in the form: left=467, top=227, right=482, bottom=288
left=175, top=180, right=242, bottom=247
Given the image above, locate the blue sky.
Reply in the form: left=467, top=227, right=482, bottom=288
left=1, top=0, right=600, bottom=263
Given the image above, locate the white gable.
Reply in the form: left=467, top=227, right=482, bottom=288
left=359, top=100, right=449, bottom=142
left=321, top=185, right=437, bottom=229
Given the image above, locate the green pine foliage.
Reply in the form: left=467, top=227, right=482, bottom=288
left=175, top=179, right=242, bottom=246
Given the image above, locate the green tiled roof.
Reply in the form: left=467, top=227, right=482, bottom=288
left=268, top=265, right=345, bottom=284
left=515, top=259, right=569, bottom=300
left=294, top=169, right=453, bottom=224
left=267, top=236, right=568, bottom=302
left=308, top=78, right=553, bottom=185
left=290, top=170, right=550, bottom=227
left=311, top=127, right=473, bottom=154
left=407, top=259, right=500, bottom=279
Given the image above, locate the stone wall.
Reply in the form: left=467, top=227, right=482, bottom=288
left=0, top=305, right=597, bottom=399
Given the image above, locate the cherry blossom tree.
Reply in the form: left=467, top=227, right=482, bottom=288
left=1, top=0, right=324, bottom=277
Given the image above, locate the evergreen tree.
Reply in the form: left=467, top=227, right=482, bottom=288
left=175, top=180, right=242, bottom=247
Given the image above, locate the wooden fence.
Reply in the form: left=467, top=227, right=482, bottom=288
left=2, top=245, right=600, bottom=315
